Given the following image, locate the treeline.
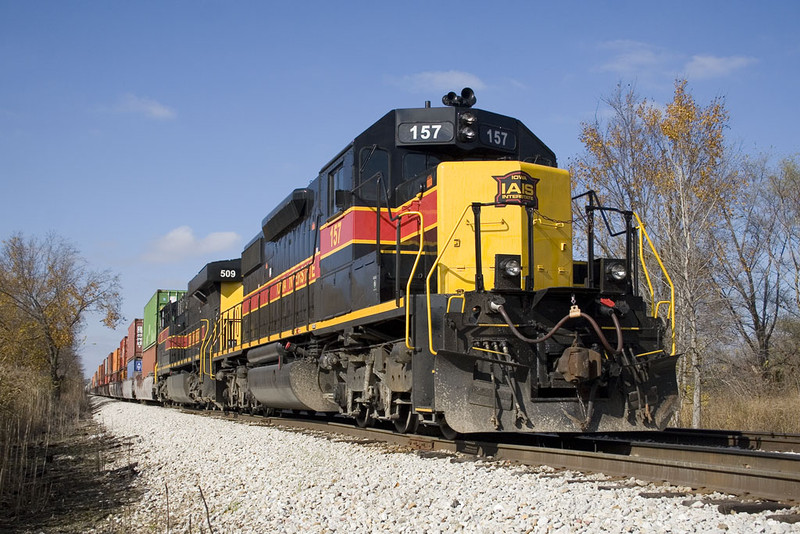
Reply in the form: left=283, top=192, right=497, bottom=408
left=571, top=79, right=800, bottom=430
left=0, top=233, right=121, bottom=517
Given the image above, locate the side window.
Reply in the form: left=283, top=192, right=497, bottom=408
left=357, top=146, right=389, bottom=203
left=327, top=164, right=344, bottom=216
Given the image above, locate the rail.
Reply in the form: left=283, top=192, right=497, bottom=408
left=634, top=212, right=676, bottom=356
left=425, top=204, right=472, bottom=355
left=398, top=211, right=425, bottom=350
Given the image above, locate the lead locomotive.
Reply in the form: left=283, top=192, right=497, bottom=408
left=111, top=89, right=679, bottom=436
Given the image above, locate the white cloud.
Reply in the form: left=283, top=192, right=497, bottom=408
left=684, top=55, right=757, bottom=79
left=393, top=70, right=487, bottom=93
left=596, top=40, right=675, bottom=77
left=115, top=93, right=176, bottom=120
left=142, top=226, right=241, bottom=263
left=597, top=41, right=759, bottom=83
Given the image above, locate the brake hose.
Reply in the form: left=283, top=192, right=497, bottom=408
left=493, top=303, right=624, bottom=355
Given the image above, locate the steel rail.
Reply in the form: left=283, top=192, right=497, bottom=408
left=661, top=428, right=800, bottom=453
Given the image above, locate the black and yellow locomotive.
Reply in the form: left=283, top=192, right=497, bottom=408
left=154, top=89, right=679, bottom=435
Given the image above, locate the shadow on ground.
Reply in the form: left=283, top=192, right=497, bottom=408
left=0, top=397, right=142, bottom=534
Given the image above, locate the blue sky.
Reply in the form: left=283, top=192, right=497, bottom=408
left=1, top=1, right=798, bottom=377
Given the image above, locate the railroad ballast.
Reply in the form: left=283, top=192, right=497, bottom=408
left=90, top=89, right=680, bottom=436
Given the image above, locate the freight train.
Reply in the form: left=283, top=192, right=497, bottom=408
left=90, top=88, right=679, bottom=436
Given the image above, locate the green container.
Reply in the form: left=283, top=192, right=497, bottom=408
left=142, top=289, right=186, bottom=350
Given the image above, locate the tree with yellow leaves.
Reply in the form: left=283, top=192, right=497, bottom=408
left=0, top=233, right=122, bottom=398
left=572, top=80, right=734, bottom=428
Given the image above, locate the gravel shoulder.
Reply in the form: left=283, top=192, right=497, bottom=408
left=87, top=398, right=799, bottom=533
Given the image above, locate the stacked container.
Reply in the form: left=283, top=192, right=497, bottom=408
left=126, top=319, right=143, bottom=364
left=143, top=290, right=185, bottom=352
left=142, top=290, right=185, bottom=380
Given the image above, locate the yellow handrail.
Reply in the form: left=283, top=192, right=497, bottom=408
left=199, top=319, right=210, bottom=379
left=208, top=320, right=220, bottom=379
left=633, top=212, right=676, bottom=356
left=398, top=211, right=425, bottom=350
left=426, top=204, right=472, bottom=355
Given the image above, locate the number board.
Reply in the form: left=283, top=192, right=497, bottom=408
left=480, top=125, right=516, bottom=151
left=211, top=266, right=239, bottom=280
left=397, top=122, right=454, bottom=144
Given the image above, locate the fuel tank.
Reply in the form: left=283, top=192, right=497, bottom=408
left=248, top=359, right=339, bottom=412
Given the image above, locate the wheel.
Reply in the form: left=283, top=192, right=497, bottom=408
left=393, top=404, right=419, bottom=434
left=439, top=415, right=459, bottom=440
left=354, top=405, right=374, bottom=428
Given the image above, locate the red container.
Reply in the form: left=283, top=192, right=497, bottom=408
left=141, top=345, right=156, bottom=377
left=126, top=319, right=143, bottom=363
left=105, top=353, right=113, bottom=383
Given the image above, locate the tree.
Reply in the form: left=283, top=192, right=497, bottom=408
left=712, top=155, right=788, bottom=385
left=572, top=80, right=735, bottom=428
left=0, top=233, right=122, bottom=397
left=772, top=158, right=800, bottom=314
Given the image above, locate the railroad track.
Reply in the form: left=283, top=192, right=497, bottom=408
left=180, top=407, right=800, bottom=506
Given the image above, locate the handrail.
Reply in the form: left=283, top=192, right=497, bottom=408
left=425, top=204, right=472, bottom=355
left=398, top=211, right=425, bottom=350
left=199, top=318, right=210, bottom=379
left=633, top=212, right=676, bottom=356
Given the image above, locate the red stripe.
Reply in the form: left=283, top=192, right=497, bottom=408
left=320, top=190, right=438, bottom=256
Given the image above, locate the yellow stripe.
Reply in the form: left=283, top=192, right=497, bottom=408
left=217, top=299, right=405, bottom=359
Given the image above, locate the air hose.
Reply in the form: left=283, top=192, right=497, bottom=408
left=491, top=302, right=624, bottom=355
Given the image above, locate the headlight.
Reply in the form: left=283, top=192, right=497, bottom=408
left=458, top=111, right=478, bottom=142
left=502, top=258, right=522, bottom=277
left=494, top=254, right=522, bottom=290
left=607, top=262, right=627, bottom=281
left=458, top=126, right=476, bottom=142
left=460, top=112, right=477, bottom=125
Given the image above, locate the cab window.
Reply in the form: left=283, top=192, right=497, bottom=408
left=327, top=164, right=344, bottom=216
left=403, top=153, right=442, bottom=181
left=357, top=146, right=389, bottom=203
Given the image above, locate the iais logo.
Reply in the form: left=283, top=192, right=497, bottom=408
left=493, top=170, right=539, bottom=207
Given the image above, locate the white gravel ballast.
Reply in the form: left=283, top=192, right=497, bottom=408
left=92, top=399, right=798, bottom=533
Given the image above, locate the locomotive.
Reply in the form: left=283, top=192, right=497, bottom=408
left=93, top=89, right=679, bottom=436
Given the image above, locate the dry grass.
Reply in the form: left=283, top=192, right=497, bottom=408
left=678, top=388, right=800, bottom=433
left=0, top=362, right=87, bottom=522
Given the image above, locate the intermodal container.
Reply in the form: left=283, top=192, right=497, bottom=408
left=141, top=345, right=156, bottom=377
left=126, top=318, right=144, bottom=363
left=105, top=353, right=113, bottom=383
left=143, top=290, right=186, bottom=350
left=112, top=348, right=121, bottom=374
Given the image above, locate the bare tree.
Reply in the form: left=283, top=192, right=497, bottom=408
left=772, top=158, right=800, bottom=315
left=712, top=155, right=788, bottom=386
left=0, top=233, right=122, bottom=397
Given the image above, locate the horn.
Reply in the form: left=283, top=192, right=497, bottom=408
left=442, top=91, right=458, bottom=107
left=460, top=87, right=476, bottom=108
